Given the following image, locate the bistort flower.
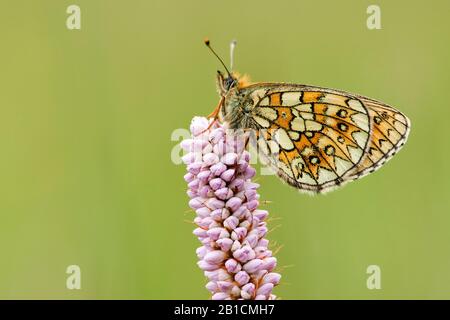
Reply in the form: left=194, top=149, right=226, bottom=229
left=181, top=117, right=281, bottom=300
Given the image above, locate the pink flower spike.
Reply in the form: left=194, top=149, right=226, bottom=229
left=221, top=153, right=238, bottom=165
left=257, top=226, right=268, bottom=238
left=203, top=153, right=219, bottom=166
left=212, top=292, right=230, bottom=300
left=225, top=259, right=241, bottom=274
left=243, top=259, right=264, bottom=274
left=257, top=239, right=269, bottom=247
left=253, top=209, right=269, bottom=221
left=184, top=172, right=195, bottom=183
left=226, top=197, right=243, bottom=212
left=188, top=197, right=205, bottom=210
left=207, top=227, right=223, bottom=241
left=214, top=187, right=233, bottom=201
left=195, top=207, right=210, bottom=218
left=262, top=273, right=282, bottom=286
left=180, top=139, right=193, bottom=151
left=256, top=283, right=274, bottom=296
left=246, top=200, right=259, bottom=211
left=216, top=238, right=233, bottom=252
left=244, top=181, right=259, bottom=190
left=197, top=260, right=220, bottom=272
left=231, top=206, right=248, bottom=219
left=244, top=234, right=259, bottom=248
left=244, top=167, right=256, bottom=179
left=209, top=128, right=224, bottom=143
left=209, top=178, right=225, bottom=191
left=193, top=228, right=207, bottom=238
left=210, top=162, right=227, bottom=176
left=233, top=247, right=250, bottom=263
left=187, top=179, right=199, bottom=190
left=234, top=271, right=250, bottom=286
left=231, top=227, right=247, bottom=241
left=197, top=170, right=211, bottom=182
left=205, top=281, right=218, bottom=293
left=206, top=198, right=224, bottom=210
left=196, top=246, right=207, bottom=259
left=228, top=178, right=244, bottom=190
left=220, top=169, right=235, bottom=182
left=210, top=209, right=222, bottom=221
left=223, top=216, right=239, bottom=230
left=262, top=257, right=277, bottom=272
left=190, top=117, right=210, bottom=136
left=187, top=162, right=202, bottom=175
left=241, top=151, right=250, bottom=162
left=216, top=281, right=233, bottom=293
left=241, top=283, right=255, bottom=299
left=183, top=117, right=280, bottom=300
left=204, top=250, right=228, bottom=264
left=237, top=159, right=248, bottom=172
left=244, top=189, right=257, bottom=201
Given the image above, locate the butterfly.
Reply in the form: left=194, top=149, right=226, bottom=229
left=205, top=39, right=411, bottom=194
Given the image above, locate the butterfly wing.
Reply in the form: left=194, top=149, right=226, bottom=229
left=242, top=83, right=410, bottom=193
left=343, top=97, right=410, bottom=181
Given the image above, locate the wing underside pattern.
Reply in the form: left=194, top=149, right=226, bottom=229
left=247, top=86, right=410, bottom=193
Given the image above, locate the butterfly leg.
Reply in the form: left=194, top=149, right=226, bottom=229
left=201, top=97, right=225, bottom=133
left=206, top=96, right=225, bottom=119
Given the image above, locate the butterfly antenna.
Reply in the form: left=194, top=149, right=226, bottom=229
left=230, top=39, right=237, bottom=71
left=204, top=38, right=231, bottom=76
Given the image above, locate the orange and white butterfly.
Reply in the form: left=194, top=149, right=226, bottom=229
left=205, top=40, right=410, bottom=194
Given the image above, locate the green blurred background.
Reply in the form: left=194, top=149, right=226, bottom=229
left=0, top=0, right=449, bottom=299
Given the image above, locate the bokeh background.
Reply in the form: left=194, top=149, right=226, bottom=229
left=0, top=0, right=449, bottom=299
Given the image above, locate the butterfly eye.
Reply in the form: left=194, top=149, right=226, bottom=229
left=224, top=77, right=236, bottom=90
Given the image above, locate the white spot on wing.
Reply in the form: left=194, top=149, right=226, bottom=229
left=288, top=131, right=300, bottom=140
left=347, top=99, right=366, bottom=113
left=304, top=120, right=323, bottom=131
left=267, top=140, right=280, bottom=155
left=281, top=92, right=301, bottom=106
left=291, top=117, right=305, bottom=131
left=347, top=145, right=363, bottom=163
left=258, top=137, right=269, bottom=156
left=273, top=128, right=294, bottom=150
left=278, top=161, right=294, bottom=178
left=294, top=104, right=312, bottom=113
left=298, top=171, right=316, bottom=185
left=352, top=131, right=369, bottom=149
left=322, top=93, right=346, bottom=106
left=259, top=96, right=269, bottom=106
left=300, top=112, right=314, bottom=120
left=253, top=115, right=270, bottom=128
left=351, top=113, right=369, bottom=131
left=316, top=167, right=338, bottom=184
left=256, top=107, right=277, bottom=121
left=334, top=157, right=353, bottom=175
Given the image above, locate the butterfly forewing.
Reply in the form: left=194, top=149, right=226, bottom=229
left=230, top=83, right=410, bottom=193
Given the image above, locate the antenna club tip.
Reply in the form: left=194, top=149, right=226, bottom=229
left=204, top=38, right=210, bottom=46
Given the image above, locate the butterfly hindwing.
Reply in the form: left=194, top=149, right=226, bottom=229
left=343, top=97, right=410, bottom=180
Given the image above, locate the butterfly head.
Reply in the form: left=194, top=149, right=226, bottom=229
left=216, top=70, right=252, bottom=96
left=205, top=39, right=250, bottom=96
left=216, top=70, right=237, bottom=96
